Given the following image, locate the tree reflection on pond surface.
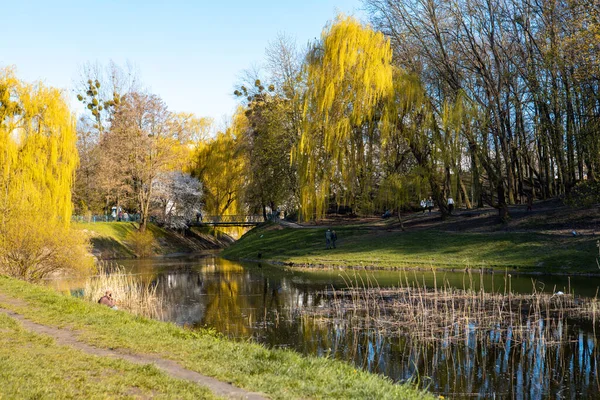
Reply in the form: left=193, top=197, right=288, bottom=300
left=54, top=255, right=600, bottom=399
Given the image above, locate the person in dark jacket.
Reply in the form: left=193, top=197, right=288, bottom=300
left=325, top=229, right=332, bottom=249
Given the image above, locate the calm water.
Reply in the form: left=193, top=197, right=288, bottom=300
left=54, top=254, right=600, bottom=399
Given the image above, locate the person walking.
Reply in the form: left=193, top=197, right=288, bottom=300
left=527, top=193, right=533, bottom=211
left=331, top=230, right=337, bottom=248
left=426, top=197, right=434, bottom=213
left=325, top=229, right=332, bottom=249
left=420, top=199, right=427, bottom=214
left=447, top=196, right=454, bottom=214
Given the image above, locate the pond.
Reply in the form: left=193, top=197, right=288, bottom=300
left=53, top=254, right=600, bottom=399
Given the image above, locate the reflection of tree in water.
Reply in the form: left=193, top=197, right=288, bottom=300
left=193, top=260, right=328, bottom=340
left=320, top=321, right=600, bottom=399
left=176, top=259, right=335, bottom=349
left=126, top=259, right=600, bottom=398
left=199, top=260, right=248, bottom=337
left=154, top=271, right=206, bottom=326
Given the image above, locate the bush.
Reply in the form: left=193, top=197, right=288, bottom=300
left=125, top=229, right=156, bottom=257
left=0, top=219, right=94, bottom=282
left=565, top=181, right=600, bottom=208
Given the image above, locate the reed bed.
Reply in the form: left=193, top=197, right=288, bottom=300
left=307, top=270, right=600, bottom=346
left=83, top=262, right=163, bottom=319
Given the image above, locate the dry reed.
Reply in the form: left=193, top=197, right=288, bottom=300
left=83, top=262, right=163, bottom=319
left=307, top=270, right=600, bottom=346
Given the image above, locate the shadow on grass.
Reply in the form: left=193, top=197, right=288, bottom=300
left=90, top=237, right=136, bottom=258
left=224, top=226, right=598, bottom=272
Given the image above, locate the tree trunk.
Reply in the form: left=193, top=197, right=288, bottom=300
left=397, top=208, right=405, bottom=231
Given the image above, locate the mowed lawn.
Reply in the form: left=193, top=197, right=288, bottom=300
left=222, top=224, right=598, bottom=273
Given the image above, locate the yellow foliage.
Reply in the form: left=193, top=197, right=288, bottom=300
left=194, top=109, right=247, bottom=217
left=171, top=112, right=213, bottom=173
left=0, top=67, right=93, bottom=281
left=125, top=229, right=156, bottom=258
left=297, top=15, right=394, bottom=220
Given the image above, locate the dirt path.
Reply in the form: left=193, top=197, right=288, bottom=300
left=0, top=297, right=266, bottom=400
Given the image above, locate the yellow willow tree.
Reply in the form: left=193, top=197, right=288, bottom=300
left=171, top=112, right=213, bottom=173
left=0, top=68, right=92, bottom=281
left=296, top=15, right=393, bottom=220
left=379, top=69, right=456, bottom=219
left=194, top=110, right=247, bottom=218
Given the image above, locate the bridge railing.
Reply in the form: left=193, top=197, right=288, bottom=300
left=201, top=215, right=265, bottom=224
left=72, top=214, right=141, bottom=223
left=71, top=214, right=266, bottom=225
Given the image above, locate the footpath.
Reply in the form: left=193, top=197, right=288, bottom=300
left=0, top=291, right=265, bottom=400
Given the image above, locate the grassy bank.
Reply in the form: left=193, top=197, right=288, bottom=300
left=74, top=222, right=231, bottom=259
left=222, top=223, right=598, bottom=273
left=0, top=312, right=216, bottom=399
left=0, top=276, right=433, bottom=400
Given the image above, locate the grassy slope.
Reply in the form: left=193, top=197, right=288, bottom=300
left=0, top=313, right=217, bottom=399
left=222, top=224, right=598, bottom=273
left=74, top=222, right=222, bottom=259
left=0, top=276, right=433, bottom=400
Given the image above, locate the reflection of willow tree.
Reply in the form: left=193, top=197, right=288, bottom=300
left=198, top=261, right=339, bottom=348
left=385, top=330, right=600, bottom=398
left=199, top=260, right=249, bottom=337
left=256, top=281, right=340, bottom=354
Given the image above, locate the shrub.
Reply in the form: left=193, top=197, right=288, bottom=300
left=125, top=229, right=156, bottom=257
left=0, top=218, right=94, bottom=282
left=565, top=180, right=600, bottom=208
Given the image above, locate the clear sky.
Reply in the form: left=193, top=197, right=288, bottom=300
left=1, top=0, right=364, bottom=125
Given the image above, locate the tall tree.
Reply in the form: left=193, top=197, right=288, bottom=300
left=73, top=61, right=135, bottom=215
left=0, top=68, right=92, bottom=281
left=298, top=15, right=394, bottom=220
left=104, top=92, right=182, bottom=231
left=235, top=80, right=298, bottom=218
left=194, top=112, right=247, bottom=217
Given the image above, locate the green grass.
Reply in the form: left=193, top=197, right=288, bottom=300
left=73, top=222, right=201, bottom=258
left=221, top=224, right=598, bottom=273
left=0, top=312, right=217, bottom=399
left=0, top=276, right=433, bottom=400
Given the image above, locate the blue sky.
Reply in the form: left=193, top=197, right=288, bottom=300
left=1, top=0, right=364, bottom=125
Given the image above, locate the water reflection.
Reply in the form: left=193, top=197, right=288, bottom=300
left=53, top=256, right=600, bottom=398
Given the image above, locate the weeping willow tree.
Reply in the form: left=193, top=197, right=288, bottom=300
left=379, top=68, right=461, bottom=219
left=0, top=68, right=92, bottom=281
left=296, top=15, right=394, bottom=220
left=194, top=110, right=248, bottom=218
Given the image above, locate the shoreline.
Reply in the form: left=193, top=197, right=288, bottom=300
left=0, top=276, right=432, bottom=400
left=229, top=256, right=600, bottom=277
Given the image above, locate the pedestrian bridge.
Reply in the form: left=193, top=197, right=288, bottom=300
left=194, top=215, right=265, bottom=227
